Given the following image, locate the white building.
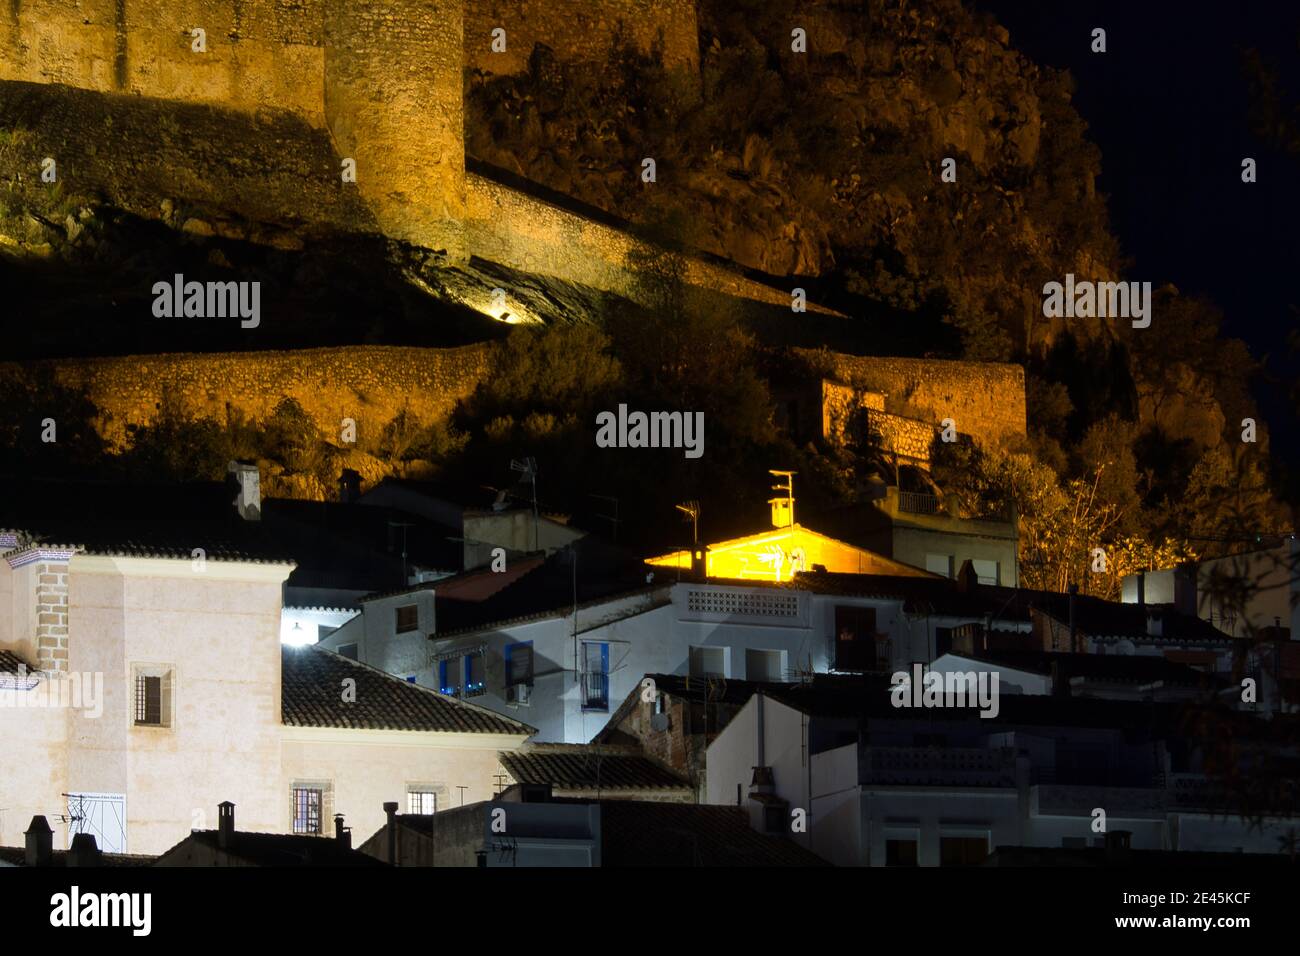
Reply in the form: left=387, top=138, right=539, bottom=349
left=706, top=683, right=1298, bottom=866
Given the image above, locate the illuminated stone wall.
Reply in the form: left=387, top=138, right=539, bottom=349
left=810, top=352, right=1028, bottom=451
left=1, top=345, right=494, bottom=450
left=0, top=0, right=812, bottom=311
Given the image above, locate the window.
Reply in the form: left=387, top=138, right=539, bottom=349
left=136, top=675, right=161, bottom=725
left=745, top=648, right=783, bottom=683
left=505, top=642, right=534, bottom=687
left=292, top=787, right=323, bottom=834
left=834, top=606, right=877, bottom=671
left=885, top=839, right=919, bottom=867
left=970, top=559, right=999, bottom=586
left=132, top=666, right=173, bottom=727
left=939, top=835, right=989, bottom=867
left=438, top=659, right=459, bottom=696
left=582, top=642, right=609, bottom=710
left=337, top=643, right=359, bottom=661
left=924, top=553, right=953, bottom=578
left=395, top=604, right=419, bottom=633
left=689, top=645, right=725, bottom=678
left=408, top=789, right=440, bottom=814
left=464, top=653, right=486, bottom=697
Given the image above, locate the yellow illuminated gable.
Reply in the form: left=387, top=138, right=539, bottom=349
left=646, top=524, right=932, bottom=583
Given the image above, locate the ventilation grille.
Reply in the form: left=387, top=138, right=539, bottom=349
left=685, top=589, right=799, bottom=618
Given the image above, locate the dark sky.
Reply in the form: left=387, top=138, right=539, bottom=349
left=978, top=0, right=1300, bottom=464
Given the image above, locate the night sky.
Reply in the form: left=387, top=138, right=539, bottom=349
left=979, top=0, right=1300, bottom=468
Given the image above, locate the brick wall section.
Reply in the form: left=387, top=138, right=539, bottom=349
left=35, top=561, right=70, bottom=675
left=0, top=344, right=494, bottom=451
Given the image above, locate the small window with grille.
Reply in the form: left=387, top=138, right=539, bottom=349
left=132, top=665, right=174, bottom=727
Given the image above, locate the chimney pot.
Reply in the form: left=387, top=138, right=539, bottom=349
left=384, top=801, right=398, bottom=865
left=67, top=832, right=102, bottom=867
left=24, top=815, right=54, bottom=867
left=334, top=813, right=351, bottom=849
left=339, top=468, right=363, bottom=504
left=218, top=801, right=235, bottom=850
left=227, top=461, right=261, bottom=521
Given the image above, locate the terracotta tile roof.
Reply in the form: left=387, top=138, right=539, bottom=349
left=280, top=644, right=535, bottom=736
left=499, top=744, right=692, bottom=794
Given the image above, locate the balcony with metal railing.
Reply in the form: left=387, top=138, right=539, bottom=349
left=581, top=670, right=609, bottom=711
left=859, top=746, right=1018, bottom=788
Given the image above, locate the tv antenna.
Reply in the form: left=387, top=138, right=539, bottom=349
left=675, top=500, right=700, bottom=545
left=510, top=457, right=540, bottom=551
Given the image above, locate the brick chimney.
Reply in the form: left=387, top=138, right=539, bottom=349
left=334, top=813, right=351, bottom=849
left=25, top=815, right=53, bottom=866
left=217, top=801, right=235, bottom=849
left=383, top=801, right=398, bottom=864
left=227, top=461, right=261, bottom=521
left=67, top=832, right=103, bottom=867
left=5, top=548, right=75, bottom=675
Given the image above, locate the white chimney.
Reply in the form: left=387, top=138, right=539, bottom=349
left=228, top=462, right=261, bottom=521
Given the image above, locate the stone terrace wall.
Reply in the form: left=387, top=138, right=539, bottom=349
left=464, top=0, right=699, bottom=75
left=811, top=352, right=1028, bottom=450
left=4, top=345, right=493, bottom=450
left=465, top=172, right=837, bottom=314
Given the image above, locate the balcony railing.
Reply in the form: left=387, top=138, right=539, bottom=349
left=859, top=746, right=1018, bottom=788
left=898, top=491, right=941, bottom=515
left=582, top=671, right=609, bottom=710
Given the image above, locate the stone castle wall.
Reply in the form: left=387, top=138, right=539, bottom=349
left=810, top=352, right=1028, bottom=450
left=0, top=0, right=831, bottom=309
left=3, top=345, right=494, bottom=450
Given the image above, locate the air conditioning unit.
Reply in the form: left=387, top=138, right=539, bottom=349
left=507, top=683, right=532, bottom=705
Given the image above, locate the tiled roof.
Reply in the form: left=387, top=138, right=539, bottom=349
left=281, top=644, right=535, bottom=736
left=499, top=745, right=692, bottom=794
left=434, top=537, right=662, bottom=636
left=598, top=801, right=830, bottom=867
left=169, top=830, right=386, bottom=867
left=0, top=846, right=156, bottom=867
left=0, top=479, right=296, bottom=565
left=0, top=649, right=33, bottom=675
left=950, top=650, right=1227, bottom=687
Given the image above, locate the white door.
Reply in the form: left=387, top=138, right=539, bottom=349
left=67, top=792, right=127, bottom=854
